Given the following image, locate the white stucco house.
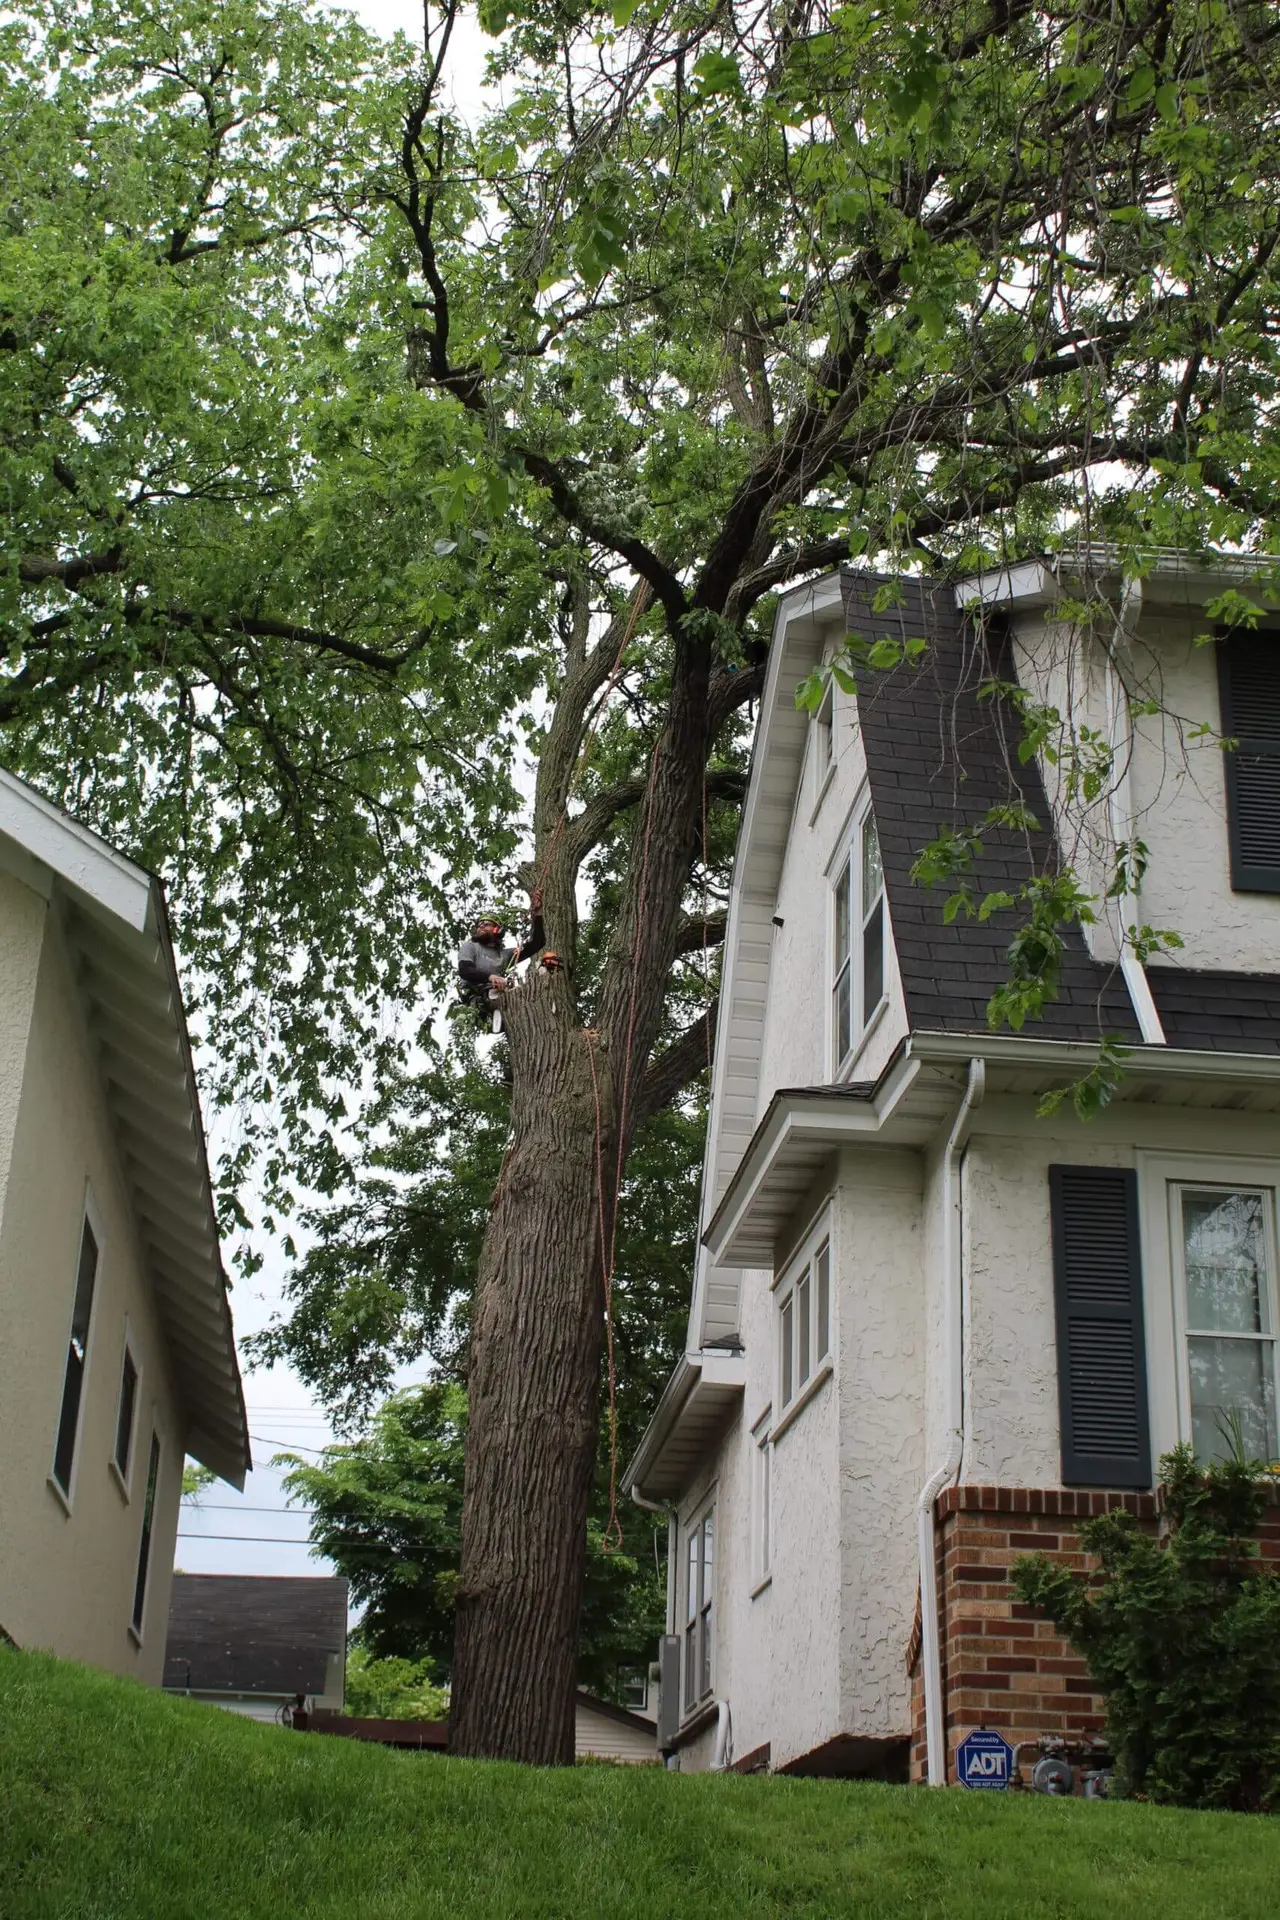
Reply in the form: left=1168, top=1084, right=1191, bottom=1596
left=625, top=553, right=1280, bottom=1784
left=0, top=769, right=249, bottom=1682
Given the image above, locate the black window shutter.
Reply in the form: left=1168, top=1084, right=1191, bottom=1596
left=1049, top=1165, right=1151, bottom=1490
left=1218, top=632, right=1280, bottom=892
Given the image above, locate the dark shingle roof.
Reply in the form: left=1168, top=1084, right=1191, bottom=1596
left=1146, top=968, right=1280, bottom=1053
left=841, top=572, right=1141, bottom=1043
left=163, top=1573, right=348, bottom=1697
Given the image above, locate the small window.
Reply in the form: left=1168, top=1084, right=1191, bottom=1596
left=683, top=1504, right=714, bottom=1710
left=1175, top=1185, right=1279, bottom=1464
left=114, top=1346, right=138, bottom=1484
left=620, top=1667, right=648, bottom=1712
left=52, top=1217, right=100, bottom=1498
left=832, top=800, right=888, bottom=1072
left=776, top=1217, right=834, bottom=1418
left=131, top=1433, right=161, bottom=1637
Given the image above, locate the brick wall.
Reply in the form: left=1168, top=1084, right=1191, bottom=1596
left=908, top=1483, right=1280, bottom=1785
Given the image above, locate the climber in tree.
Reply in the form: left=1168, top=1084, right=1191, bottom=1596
left=457, top=888, right=545, bottom=1022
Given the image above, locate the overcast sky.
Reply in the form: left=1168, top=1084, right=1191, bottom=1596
left=176, top=0, right=496, bottom=1595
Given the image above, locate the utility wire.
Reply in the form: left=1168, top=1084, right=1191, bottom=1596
left=176, top=1533, right=321, bottom=1544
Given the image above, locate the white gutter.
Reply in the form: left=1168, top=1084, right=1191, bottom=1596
left=1104, top=577, right=1165, bottom=1045
left=916, top=1056, right=985, bottom=1788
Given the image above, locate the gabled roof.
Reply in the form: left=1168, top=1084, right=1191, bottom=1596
left=0, top=768, right=250, bottom=1487
left=163, top=1573, right=348, bottom=1696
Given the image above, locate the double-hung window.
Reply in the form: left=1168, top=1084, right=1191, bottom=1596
left=1174, top=1184, right=1278, bottom=1464
left=776, top=1225, right=833, bottom=1421
left=832, top=803, right=886, bottom=1072
left=52, top=1216, right=100, bottom=1501
left=683, top=1504, right=714, bottom=1711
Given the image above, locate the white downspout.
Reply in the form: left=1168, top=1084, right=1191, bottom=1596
left=710, top=1698, right=733, bottom=1772
left=630, top=1485, right=675, bottom=1632
left=916, top=1056, right=985, bottom=1787
left=1105, top=577, right=1166, bottom=1045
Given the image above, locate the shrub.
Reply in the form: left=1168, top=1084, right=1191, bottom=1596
left=1011, top=1446, right=1280, bottom=1811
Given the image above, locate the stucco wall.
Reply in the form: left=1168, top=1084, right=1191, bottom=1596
left=835, top=1151, right=924, bottom=1738
left=756, top=675, right=908, bottom=1107
left=961, top=1096, right=1280, bottom=1486
left=0, top=893, right=185, bottom=1680
left=1012, top=605, right=1280, bottom=972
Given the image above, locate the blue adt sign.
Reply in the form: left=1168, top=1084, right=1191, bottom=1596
left=956, top=1729, right=1014, bottom=1790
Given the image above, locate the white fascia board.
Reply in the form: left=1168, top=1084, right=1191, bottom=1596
left=907, top=1028, right=1280, bottom=1090
left=955, top=547, right=1276, bottom=615
left=0, top=766, right=153, bottom=933
left=702, top=1052, right=924, bottom=1265
left=621, top=1352, right=701, bottom=1496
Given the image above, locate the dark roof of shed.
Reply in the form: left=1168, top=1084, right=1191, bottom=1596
left=163, top=1573, right=348, bottom=1697
left=842, top=571, right=1142, bottom=1043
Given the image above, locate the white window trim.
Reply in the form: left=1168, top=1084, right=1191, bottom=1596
left=109, top=1319, right=142, bottom=1503
left=48, top=1184, right=107, bottom=1515
left=828, top=786, right=888, bottom=1079
left=1138, top=1151, right=1280, bottom=1463
left=773, top=1207, right=835, bottom=1434
left=680, top=1495, right=716, bottom=1719
left=750, top=1408, right=772, bottom=1598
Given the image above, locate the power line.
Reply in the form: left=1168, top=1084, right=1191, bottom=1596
left=249, top=1433, right=329, bottom=1454
left=176, top=1532, right=321, bottom=1544
left=181, top=1504, right=318, bottom=1514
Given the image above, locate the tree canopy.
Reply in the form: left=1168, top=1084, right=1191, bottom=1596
left=7, top=0, right=1280, bottom=1237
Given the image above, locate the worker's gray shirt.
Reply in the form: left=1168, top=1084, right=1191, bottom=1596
left=458, top=937, right=514, bottom=983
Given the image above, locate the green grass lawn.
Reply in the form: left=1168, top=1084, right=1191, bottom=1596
left=1, top=1648, right=1277, bottom=1920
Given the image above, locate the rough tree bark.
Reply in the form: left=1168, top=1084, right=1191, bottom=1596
left=450, top=967, right=613, bottom=1764
left=449, top=635, right=716, bottom=1762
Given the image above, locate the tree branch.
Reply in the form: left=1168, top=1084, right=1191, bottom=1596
left=633, top=998, right=718, bottom=1127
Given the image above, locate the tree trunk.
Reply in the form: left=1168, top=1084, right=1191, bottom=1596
left=449, top=966, right=614, bottom=1763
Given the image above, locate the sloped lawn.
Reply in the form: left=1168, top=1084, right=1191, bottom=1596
left=1, top=1648, right=1276, bottom=1918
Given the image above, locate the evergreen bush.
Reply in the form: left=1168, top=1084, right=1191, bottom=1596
left=1011, top=1446, right=1280, bottom=1811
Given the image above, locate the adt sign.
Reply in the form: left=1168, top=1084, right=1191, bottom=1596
left=956, top=1729, right=1014, bottom=1791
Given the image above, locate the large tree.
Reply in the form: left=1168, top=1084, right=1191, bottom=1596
left=4, top=0, right=1280, bottom=1761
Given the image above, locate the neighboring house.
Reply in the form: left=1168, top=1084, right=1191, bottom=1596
left=163, top=1573, right=348, bottom=1722
left=572, top=1693, right=659, bottom=1764
left=0, top=771, right=249, bottom=1681
left=308, top=1692, right=657, bottom=1764
left=625, top=554, right=1280, bottom=1784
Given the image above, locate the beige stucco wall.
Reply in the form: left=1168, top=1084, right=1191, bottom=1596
left=0, top=886, right=185, bottom=1681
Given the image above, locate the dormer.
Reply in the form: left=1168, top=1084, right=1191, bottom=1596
left=959, top=551, right=1280, bottom=981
